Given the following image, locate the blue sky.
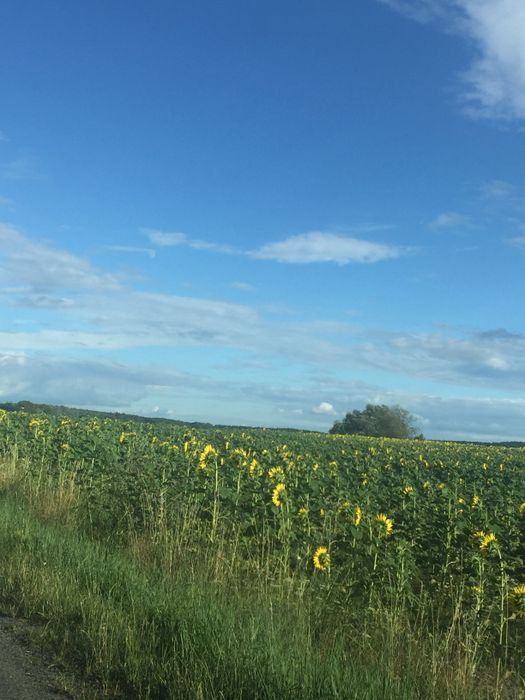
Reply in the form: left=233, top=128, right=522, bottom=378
left=1, top=0, right=525, bottom=440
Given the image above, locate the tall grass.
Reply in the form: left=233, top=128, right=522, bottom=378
left=0, top=448, right=523, bottom=699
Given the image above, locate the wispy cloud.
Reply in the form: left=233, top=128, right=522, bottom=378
left=0, top=131, right=9, bottom=143
left=481, top=179, right=525, bottom=215
left=508, top=225, right=525, bottom=249
left=0, top=157, right=39, bottom=180
left=379, top=0, right=453, bottom=23
left=3, top=224, right=523, bottom=394
left=460, top=0, right=525, bottom=122
left=145, top=227, right=406, bottom=265
left=0, top=222, right=122, bottom=293
left=407, top=394, right=525, bottom=442
left=482, top=178, right=519, bottom=200
left=251, top=231, right=404, bottom=264
left=381, top=0, right=525, bottom=123
left=231, top=281, right=255, bottom=292
left=429, top=211, right=471, bottom=230
left=3, top=224, right=525, bottom=438
left=144, top=228, right=238, bottom=255
left=9, top=295, right=75, bottom=309
left=105, top=245, right=156, bottom=259
left=2, top=349, right=524, bottom=439
left=350, top=327, right=525, bottom=390
left=0, top=353, right=186, bottom=408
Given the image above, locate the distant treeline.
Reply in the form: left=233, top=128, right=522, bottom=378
left=0, top=400, right=314, bottom=434
left=455, top=439, right=525, bottom=448
left=0, top=400, right=213, bottom=429
left=0, top=400, right=523, bottom=446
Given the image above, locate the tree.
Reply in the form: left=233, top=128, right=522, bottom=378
left=329, top=404, right=421, bottom=439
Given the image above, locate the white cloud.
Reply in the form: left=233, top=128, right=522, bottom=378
left=407, top=394, right=525, bottom=442
left=312, top=401, right=336, bottom=415
left=382, top=0, right=525, bottom=122
left=144, top=228, right=405, bottom=265
left=231, top=281, right=255, bottom=292
left=4, top=348, right=525, bottom=440
left=4, top=229, right=525, bottom=393
left=12, top=295, right=75, bottom=309
left=3, top=225, right=525, bottom=439
left=349, top=327, right=525, bottom=390
left=144, top=228, right=237, bottom=254
left=0, top=223, right=122, bottom=292
left=485, top=355, right=508, bottom=370
left=0, top=353, right=183, bottom=407
left=1, top=228, right=523, bottom=394
left=144, top=229, right=187, bottom=247
left=430, top=211, right=471, bottom=229
left=105, top=245, right=156, bottom=258
left=461, top=0, right=525, bottom=121
left=252, top=231, right=403, bottom=265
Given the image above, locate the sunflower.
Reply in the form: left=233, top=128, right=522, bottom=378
left=510, top=584, right=525, bottom=617
left=119, top=431, right=136, bottom=444
left=511, top=584, right=525, bottom=598
left=479, top=532, right=497, bottom=554
left=313, top=546, right=330, bottom=572
left=268, top=466, right=285, bottom=482
left=354, top=505, right=362, bottom=527
left=272, top=483, right=286, bottom=507
left=249, top=459, right=258, bottom=478
left=375, top=513, right=394, bottom=536
left=198, top=444, right=218, bottom=470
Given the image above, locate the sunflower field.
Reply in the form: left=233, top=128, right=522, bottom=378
left=0, top=407, right=524, bottom=698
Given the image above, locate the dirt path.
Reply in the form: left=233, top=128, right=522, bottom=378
left=0, top=616, right=70, bottom=700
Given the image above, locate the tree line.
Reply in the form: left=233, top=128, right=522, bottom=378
left=329, top=404, right=423, bottom=439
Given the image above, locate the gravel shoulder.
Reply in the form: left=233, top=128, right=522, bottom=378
left=0, top=616, right=71, bottom=700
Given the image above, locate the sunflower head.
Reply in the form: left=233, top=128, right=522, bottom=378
left=268, top=466, right=285, bottom=482
left=313, top=546, right=330, bottom=572
left=271, top=482, right=286, bottom=507
left=375, top=513, right=394, bottom=536
left=198, top=444, right=218, bottom=470
left=510, top=584, right=525, bottom=618
left=475, top=531, right=497, bottom=555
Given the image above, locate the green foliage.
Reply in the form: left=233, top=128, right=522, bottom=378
left=1, top=409, right=525, bottom=697
left=0, top=495, right=443, bottom=700
left=330, top=403, right=421, bottom=439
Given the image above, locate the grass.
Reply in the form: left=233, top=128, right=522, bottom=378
left=0, top=449, right=523, bottom=699
left=0, top=493, right=430, bottom=699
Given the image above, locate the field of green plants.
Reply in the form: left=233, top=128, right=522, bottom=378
left=0, top=408, right=524, bottom=698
